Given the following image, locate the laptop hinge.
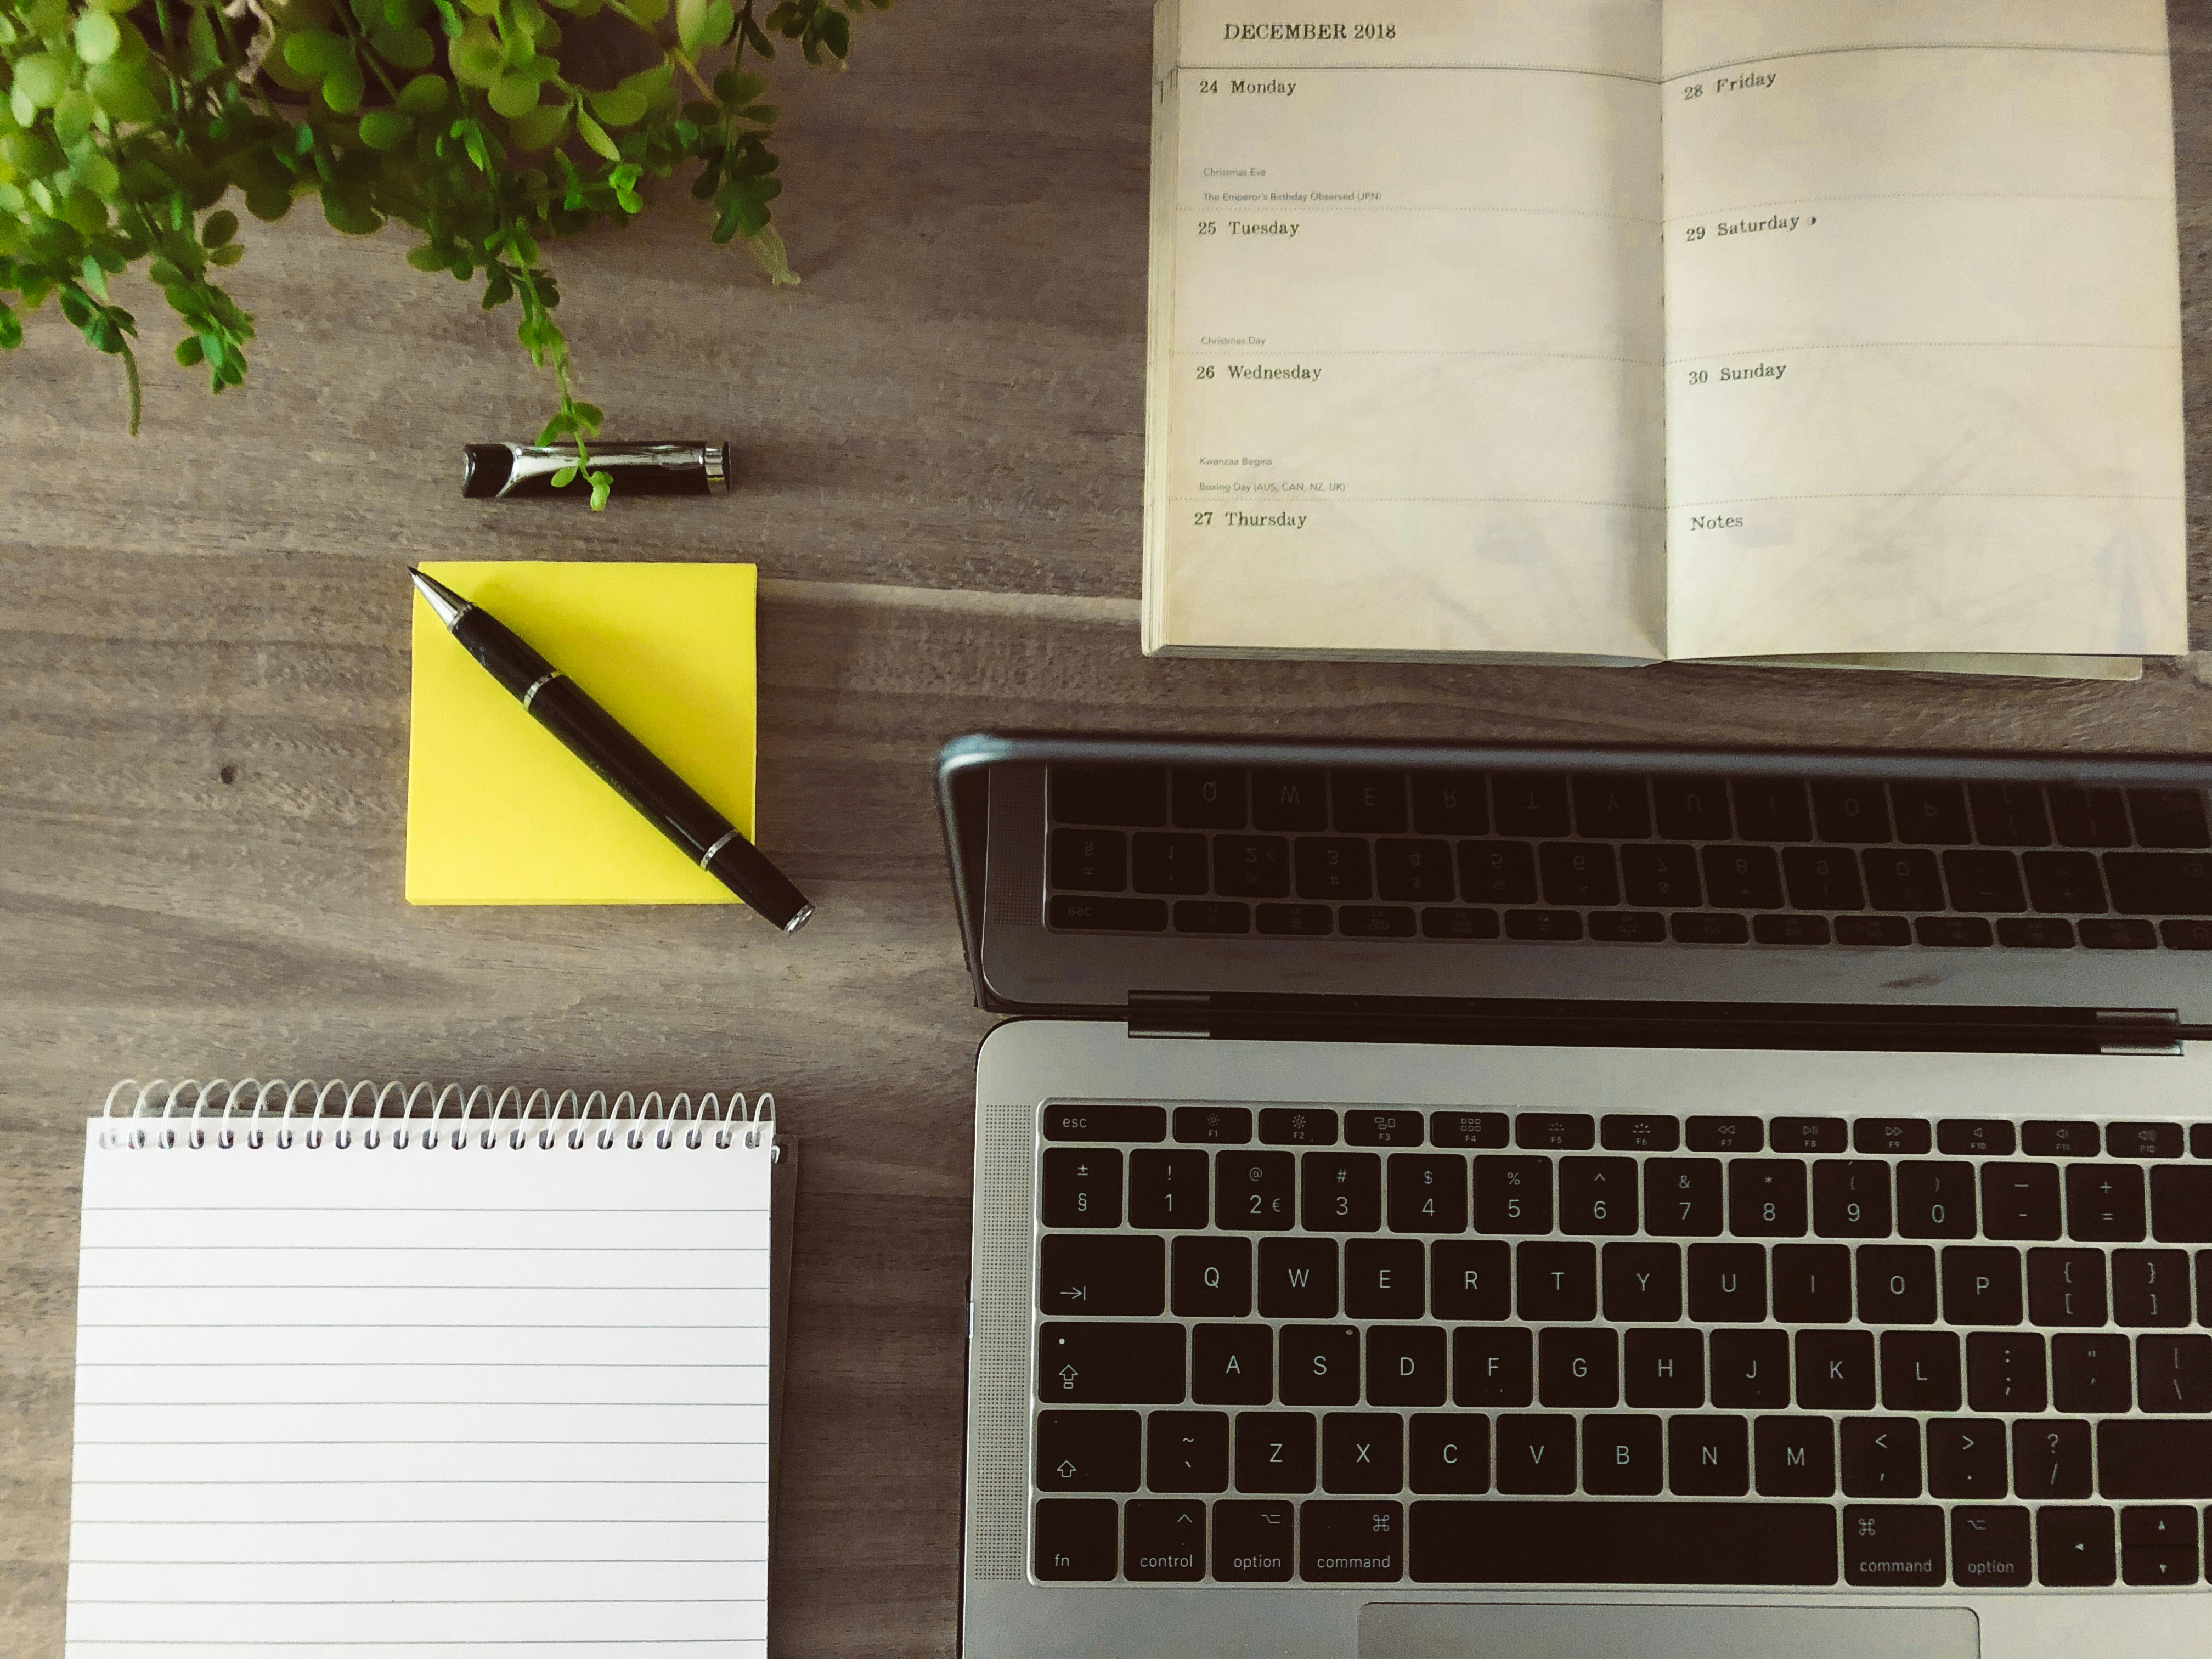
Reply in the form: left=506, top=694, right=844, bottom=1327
left=1127, top=991, right=1214, bottom=1039
left=2096, top=1008, right=2186, bottom=1057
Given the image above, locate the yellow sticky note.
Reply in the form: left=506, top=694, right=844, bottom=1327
left=406, top=561, right=757, bottom=905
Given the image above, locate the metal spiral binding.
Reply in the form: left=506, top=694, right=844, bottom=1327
left=97, top=1079, right=775, bottom=1154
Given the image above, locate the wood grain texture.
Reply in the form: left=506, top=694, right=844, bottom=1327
left=5, top=3, right=2212, bottom=1652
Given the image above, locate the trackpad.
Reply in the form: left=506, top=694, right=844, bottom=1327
left=1361, top=1603, right=1978, bottom=1658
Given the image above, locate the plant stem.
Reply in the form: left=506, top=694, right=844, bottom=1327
left=120, top=342, right=142, bottom=435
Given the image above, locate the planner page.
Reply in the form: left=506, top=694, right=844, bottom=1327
left=1143, top=0, right=1667, bottom=661
left=65, top=1115, right=774, bottom=1658
left=1660, top=0, right=2186, bottom=665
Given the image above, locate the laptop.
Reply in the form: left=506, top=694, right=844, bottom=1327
left=938, top=734, right=2212, bottom=1658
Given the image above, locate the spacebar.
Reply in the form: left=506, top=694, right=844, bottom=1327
left=1410, top=1502, right=1839, bottom=1586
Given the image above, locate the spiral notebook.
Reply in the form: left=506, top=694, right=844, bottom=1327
left=64, top=1081, right=792, bottom=1659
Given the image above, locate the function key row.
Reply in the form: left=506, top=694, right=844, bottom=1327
left=1048, top=765, right=2212, bottom=850
left=1043, top=1106, right=2207, bottom=1160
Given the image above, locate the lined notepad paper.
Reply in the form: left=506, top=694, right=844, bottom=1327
left=66, top=1109, right=775, bottom=1657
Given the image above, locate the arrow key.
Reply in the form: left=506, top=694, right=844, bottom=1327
left=1037, top=1234, right=1165, bottom=1317
left=2036, top=1505, right=2117, bottom=1586
left=2124, top=1546, right=2199, bottom=1586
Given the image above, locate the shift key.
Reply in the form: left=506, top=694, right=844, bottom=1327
left=1039, top=1322, right=1186, bottom=1403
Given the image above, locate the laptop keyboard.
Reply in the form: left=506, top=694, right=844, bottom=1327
left=1028, top=1103, right=2212, bottom=1588
left=1041, top=764, right=2212, bottom=949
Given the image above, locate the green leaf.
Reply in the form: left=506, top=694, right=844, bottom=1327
left=73, top=10, right=121, bottom=63
left=585, top=85, right=645, bottom=127
left=321, top=57, right=365, bottom=112
left=13, top=54, right=68, bottom=109
left=487, top=73, right=540, bottom=119
left=200, top=209, right=239, bottom=247
left=174, top=334, right=205, bottom=366
left=741, top=221, right=796, bottom=284
left=615, top=0, right=668, bottom=23
left=207, top=241, right=244, bottom=265
left=684, top=0, right=732, bottom=52
left=397, top=73, right=449, bottom=115
left=321, top=191, right=384, bottom=234
left=713, top=68, right=767, bottom=106
left=587, top=469, right=611, bottom=511
left=505, top=100, right=567, bottom=149
left=357, top=109, right=413, bottom=147
left=450, top=21, right=503, bottom=86
left=72, top=150, right=120, bottom=198
left=185, top=7, right=221, bottom=74
left=574, top=108, right=618, bottom=160
left=0, top=306, right=20, bottom=352
left=244, top=187, right=292, bottom=221
left=405, top=241, right=448, bottom=270
left=550, top=462, right=578, bottom=487
left=816, top=8, right=849, bottom=59
left=283, top=29, right=354, bottom=76
left=79, top=253, right=108, bottom=297
left=370, top=22, right=435, bottom=67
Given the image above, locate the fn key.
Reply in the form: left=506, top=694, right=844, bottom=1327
left=1035, top=1498, right=1118, bottom=1579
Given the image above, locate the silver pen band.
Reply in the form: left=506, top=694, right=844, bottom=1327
left=698, top=829, right=738, bottom=870
left=520, top=670, right=563, bottom=710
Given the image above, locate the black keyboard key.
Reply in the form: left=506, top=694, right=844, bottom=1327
left=1375, top=839, right=1455, bottom=902
left=1982, top=1163, right=2061, bottom=1241
left=2123, top=1505, right=2198, bottom=1548
left=1474, top=1156, right=1553, bottom=1233
left=1043, top=1103, right=1165, bottom=1143
left=1457, top=842, right=1538, bottom=904
left=1754, top=915, right=1832, bottom=946
left=1813, top=1160, right=1892, bottom=1238
left=1771, top=1117, right=1847, bottom=1155
left=1506, top=909, right=1585, bottom=941
left=1669, top=913, right=1747, bottom=944
left=1033, top=1497, right=1118, bottom=1579
left=1039, top=1234, right=1165, bottom=1317
left=2068, top=1161, right=2146, bottom=1240
left=1049, top=827, right=1127, bottom=891
left=1294, top=837, right=1372, bottom=901
left=1452, top=1327, right=1533, bottom=1407
left=2015, top=1419, right=2094, bottom=1499
left=2024, top=850, right=2106, bottom=913
left=2131, top=788, right=2212, bottom=849
left=1701, top=845, right=1784, bottom=910
left=1192, top=1323, right=1272, bottom=1404
left=1539, top=842, right=1620, bottom=906
left=1651, top=774, right=1733, bottom=840
left=2024, top=1119, right=2100, bottom=1158
left=1881, top=1331, right=1961, bottom=1410
left=1688, top=1243, right=1766, bottom=1322
left=1491, top=773, right=1571, bottom=838
left=1122, top=1498, right=1205, bottom=1581
left=1797, top=1329, right=1877, bottom=1410
left=1250, top=768, right=1327, bottom=832
left=1234, top=1411, right=1316, bottom=1492
left=1996, top=916, right=2072, bottom=948
left=2114, top=1249, right=2191, bottom=1327
left=1216, top=1150, right=1295, bottom=1231
left=1571, top=775, right=1652, bottom=839
left=1773, top=1244, right=1852, bottom=1323
left=1582, top=1413, right=1664, bottom=1494
left=1410, top=1498, right=1836, bottom=1585
left=1429, top=1111, right=1509, bottom=1150
left=1366, top=1325, right=1447, bottom=1406
left=1214, top=834, right=1291, bottom=898
left=2153, top=1166, right=2212, bottom=1241
left=1146, top=1411, right=1230, bottom=1493
left=1494, top=1414, right=1578, bottom=1493
left=2107, top=851, right=2212, bottom=916
left=1301, top=1499, right=1404, bottom=1581
left=1967, top=1331, right=2047, bottom=1412
left=2165, top=919, right=2212, bottom=950
left=2053, top=1333, right=2131, bottom=1412
left=1036, top=1409, right=1141, bottom=1492
left=1940, top=1246, right=2022, bottom=1325
left=1259, top=1239, right=1339, bottom=1318
left=1590, top=913, right=1664, bottom=945
left=1259, top=1107, right=1338, bottom=1147
left=2113, top=1121, right=2185, bottom=1160
left=1431, top=1240, right=1510, bottom=1320
left=1967, top=782, right=2051, bottom=847
left=1042, top=1148, right=1121, bottom=1228
left=1859, top=1245, right=1938, bottom=1324
left=1782, top=847, right=1865, bottom=910
left=1897, top=1160, right=1977, bottom=1238
left=1538, top=1328, right=1617, bottom=1407
left=2101, top=1421, right=2212, bottom=1499
left=1754, top=1415, right=1834, bottom=1496
left=1039, top=1322, right=1184, bottom=1403
left=1854, top=1116, right=1932, bottom=1155
left=1950, top=1505, right=2034, bottom=1589
left=1171, top=765, right=1246, bottom=830
left=2199, top=1127, right=2212, bottom=1158
left=2050, top=785, right=2134, bottom=848
left=1557, top=1158, right=1638, bottom=1235
left=1686, top=1117, right=1763, bottom=1153
left=1346, top=1110, right=1424, bottom=1148
left=1515, top=1113, right=1595, bottom=1151
left=1422, top=906, right=1502, bottom=939
left=1303, top=1152, right=1382, bottom=1232
left=1330, top=769, right=1407, bottom=833
left=1728, top=1159, right=1807, bottom=1237
left=1049, top=894, right=1168, bottom=932
left=1813, top=779, right=1893, bottom=844
left=1943, top=849, right=2026, bottom=913
left=1280, top=1325, right=1361, bottom=1406
left=1624, top=1327, right=1702, bottom=1407
left=1863, top=848, right=1945, bottom=911
left=1408, top=1415, right=1489, bottom=1494
left=2123, top=1544, right=2200, bottom=1587
left=1338, top=910, right=1417, bottom=943
left=1173, top=895, right=1251, bottom=934
left=1841, top=1416, right=1921, bottom=1498
left=1939, top=1118, right=2015, bottom=1157
left=1172, top=1236, right=1251, bottom=1317
left=1712, top=1330, right=1790, bottom=1409
left=1052, top=764, right=1167, bottom=827
left=1835, top=914, right=1912, bottom=945
left=1255, top=901, right=1333, bottom=936
left=1131, top=832, right=1210, bottom=895
left=1519, top=1242, right=1599, bottom=1322
left=2028, top=1248, right=2107, bottom=1325
left=1731, top=778, right=1813, bottom=842
left=1211, top=1500, right=1295, bottom=1580
left=1926, top=1417, right=2008, bottom=1499
left=1601, top=1113, right=1680, bottom=1152
left=1385, top=1155, right=1465, bottom=1234
left=2137, top=1334, right=2212, bottom=1412
left=1844, top=1504, right=1946, bottom=1587
left=1411, top=770, right=1488, bottom=836
left=1621, top=843, right=1703, bottom=907
left=1322, top=1413, right=1404, bottom=1493
left=1345, top=1239, right=1424, bottom=1321
left=2039, top=1507, right=2117, bottom=1586
left=1171, top=1109, right=1248, bottom=1147
left=1645, top=1157, right=1725, bottom=1235
left=1891, top=780, right=1973, bottom=844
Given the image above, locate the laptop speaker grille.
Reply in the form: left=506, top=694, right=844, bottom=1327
left=969, top=1104, right=1034, bottom=1581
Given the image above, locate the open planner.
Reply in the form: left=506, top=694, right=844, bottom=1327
left=1142, top=0, right=2187, bottom=675
left=64, top=1080, right=785, bottom=1659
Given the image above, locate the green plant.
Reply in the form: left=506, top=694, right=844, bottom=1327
left=0, top=0, right=883, bottom=505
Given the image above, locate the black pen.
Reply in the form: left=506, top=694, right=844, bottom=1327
left=408, top=568, right=812, bottom=933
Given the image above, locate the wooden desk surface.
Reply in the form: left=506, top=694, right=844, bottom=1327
left=5, top=3, right=2211, bottom=1650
